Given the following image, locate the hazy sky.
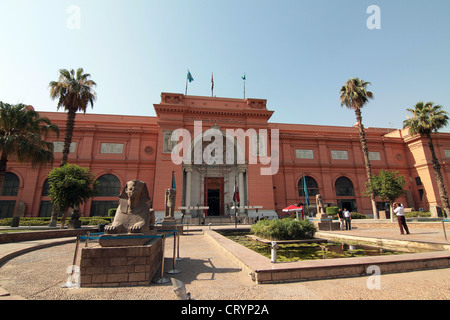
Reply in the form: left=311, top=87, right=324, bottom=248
left=1, top=0, right=449, bottom=131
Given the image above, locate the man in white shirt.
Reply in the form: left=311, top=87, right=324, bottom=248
left=394, top=202, right=410, bottom=235
left=343, top=208, right=351, bottom=230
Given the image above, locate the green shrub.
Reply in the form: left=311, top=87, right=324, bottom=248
left=0, top=217, right=112, bottom=226
left=0, top=218, right=13, bottom=226
left=326, top=206, right=339, bottom=215
left=108, top=208, right=117, bottom=217
left=80, top=217, right=111, bottom=225
left=251, top=218, right=317, bottom=240
left=351, top=212, right=369, bottom=219
left=405, top=211, right=431, bottom=218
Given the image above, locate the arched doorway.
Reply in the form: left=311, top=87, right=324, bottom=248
left=183, top=126, right=247, bottom=217
left=335, top=176, right=357, bottom=212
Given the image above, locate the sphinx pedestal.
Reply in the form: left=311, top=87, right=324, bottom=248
left=80, top=237, right=163, bottom=287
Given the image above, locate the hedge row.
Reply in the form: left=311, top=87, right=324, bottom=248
left=0, top=217, right=113, bottom=226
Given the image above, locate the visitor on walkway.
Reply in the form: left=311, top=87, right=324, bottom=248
left=343, top=208, right=351, bottom=230
left=394, top=202, right=410, bottom=235
left=337, top=208, right=345, bottom=230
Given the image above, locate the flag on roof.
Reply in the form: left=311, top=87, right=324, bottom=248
left=187, top=70, right=194, bottom=83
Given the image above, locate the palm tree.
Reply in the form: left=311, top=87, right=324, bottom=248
left=403, top=101, right=449, bottom=217
left=0, top=102, right=59, bottom=191
left=49, top=68, right=96, bottom=166
left=339, top=77, right=378, bottom=218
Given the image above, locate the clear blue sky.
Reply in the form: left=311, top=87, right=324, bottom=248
left=1, top=0, right=449, bottom=131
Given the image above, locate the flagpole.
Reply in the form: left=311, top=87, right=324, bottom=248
left=211, top=72, right=214, bottom=97
left=303, top=174, right=309, bottom=217
left=241, top=73, right=246, bottom=99
left=185, top=77, right=188, bottom=95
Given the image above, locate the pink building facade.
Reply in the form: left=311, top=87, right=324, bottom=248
left=1, top=92, right=450, bottom=219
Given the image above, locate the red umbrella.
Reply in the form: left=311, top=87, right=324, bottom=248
left=282, top=205, right=302, bottom=212
left=282, top=205, right=304, bottom=220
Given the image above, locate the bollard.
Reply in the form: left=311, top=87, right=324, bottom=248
left=167, top=231, right=181, bottom=274
left=60, top=235, right=81, bottom=288
left=271, top=241, right=278, bottom=263
left=153, top=234, right=170, bottom=284
left=176, top=231, right=183, bottom=261
left=443, top=221, right=448, bottom=241
left=85, top=232, right=90, bottom=248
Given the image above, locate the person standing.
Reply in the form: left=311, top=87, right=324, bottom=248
left=337, top=208, right=345, bottom=230
left=394, top=202, right=410, bottom=235
left=343, top=208, right=351, bottom=230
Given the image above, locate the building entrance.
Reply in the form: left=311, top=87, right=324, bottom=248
left=205, top=177, right=224, bottom=216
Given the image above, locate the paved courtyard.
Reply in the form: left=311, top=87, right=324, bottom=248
left=0, top=223, right=449, bottom=301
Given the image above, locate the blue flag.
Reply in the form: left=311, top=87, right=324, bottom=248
left=303, top=175, right=310, bottom=206
left=172, top=171, right=176, bottom=190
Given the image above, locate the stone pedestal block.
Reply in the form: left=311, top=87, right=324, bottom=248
left=80, top=238, right=162, bottom=287
left=318, top=221, right=341, bottom=231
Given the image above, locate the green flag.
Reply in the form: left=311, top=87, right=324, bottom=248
left=187, top=70, right=194, bottom=83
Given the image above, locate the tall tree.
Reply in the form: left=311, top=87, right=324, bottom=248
left=404, top=101, right=449, bottom=217
left=365, top=170, right=406, bottom=222
left=49, top=68, right=96, bottom=166
left=0, top=102, right=59, bottom=192
left=339, top=77, right=378, bottom=218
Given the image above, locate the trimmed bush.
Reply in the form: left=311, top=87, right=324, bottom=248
left=405, top=211, right=431, bottom=218
left=108, top=208, right=117, bottom=217
left=0, top=217, right=113, bottom=226
left=251, top=218, right=317, bottom=240
left=326, top=206, right=339, bottom=215
left=80, top=217, right=111, bottom=225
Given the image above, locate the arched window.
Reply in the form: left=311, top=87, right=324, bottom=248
left=298, top=176, right=319, bottom=198
left=0, top=172, right=20, bottom=218
left=335, top=177, right=355, bottom=196
left=95, top=174, right=121, bottom=197
left=41, top=179, right=50, bottom=196
left=1, top=172, right=20, bottom=196
left=90, top=174, right=121, bottom=216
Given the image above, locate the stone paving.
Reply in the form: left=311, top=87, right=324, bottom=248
left=0, top=223, right=449, bottom=300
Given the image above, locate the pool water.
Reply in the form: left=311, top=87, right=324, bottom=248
left=218, top=230, right=406, bottom=262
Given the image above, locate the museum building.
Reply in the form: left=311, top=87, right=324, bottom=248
left=1, top=92, right=450, bottom=219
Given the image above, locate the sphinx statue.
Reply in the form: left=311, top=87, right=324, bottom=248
left=101, top=180, right=155, bottom=247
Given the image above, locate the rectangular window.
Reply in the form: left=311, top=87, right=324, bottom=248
left=418, top=189, right=424, bottom=201
left=415, top=177, right=422, bottom=186
left=331, top=150, right=348, bottom=160
left=252, top=134, right=267, bottom=156
left=368, top=151, right=381, bottom=161
left=53, top=142, right=76, bottom=153
left=100, top=143, right=124, bottom=154
left=163, top=130, right=176, bottom=153
left=296, top=149, right=314, bottom=159
left=445, top=150, right=450, bottom=158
